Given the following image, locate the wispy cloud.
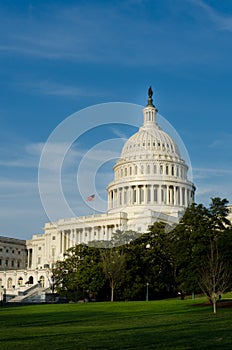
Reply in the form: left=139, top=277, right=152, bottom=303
left=191, top=0, right=232, bottom=31
left=208, top=133, right=232, bottom=149
left=0, top=142, right=43, bottom=168
left=0, top=1, right=222, bottom=67
left=14, top=80, right=106, bottom=98
left=193, top=167, right=232, bottom=177
left=193, top=165, right=232, bottom=205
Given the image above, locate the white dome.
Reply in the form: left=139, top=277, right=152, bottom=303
left=121, top=123, right=180, bottom=160
left=107, top=87, right=195, bottom=218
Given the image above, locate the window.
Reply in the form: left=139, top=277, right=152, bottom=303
left=18, top=251, right=21, bottom=255
left=0, top=259, right=2, bottom=266
left=11, top=260, right=14, bottom=267
left=166, top=165, right=169, bottom=175
left=38, top=257, right=41, bottom=264
left=5, top=260, right=8, bottom=267
left=52, top=236, right=56, bottom=240
left=119, top=190, right=122, bottom=205
left=38, top=247, right=42, bottom=251
left=147, top=187, right=151, bottom=202
left=12, top=250, right=15, bottom=254
left=133, top=188, right=136, bottom=203
left=154, top=188, right=158, bottom=202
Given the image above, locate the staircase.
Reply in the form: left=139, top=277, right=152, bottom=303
left=8, top=284, right=50, bottom=303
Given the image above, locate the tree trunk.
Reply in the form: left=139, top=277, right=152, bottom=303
left=111, top=285, right=114, bottom=302
left=213, top=294, right=217, bottom=314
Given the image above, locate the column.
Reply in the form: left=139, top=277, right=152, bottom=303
left=59, top=231, right=62, bottom=254
left=181, top=187, right=185, bottom=206
left=137, top=185, right=140, bottom=204
left=174, top=186, right=177, bottom=205
left=154, top=185, right=158, bottom=203
left=185, top=188, right=189, bottom=207
left=111, top=191, right=113, bottom=208
left=166, top=186, right=171, bottom=205
left=159, top=185, right=162, bottom=204
left=114, top=189, right=117, bottom=207
left=130, top=186, right=134, bottom=205
left=144, top=185, right=147, bottom=204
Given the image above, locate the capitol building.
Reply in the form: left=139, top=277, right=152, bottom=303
left=0, top=88, right=201, bottom=301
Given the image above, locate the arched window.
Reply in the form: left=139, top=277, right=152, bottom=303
left=18, top=277, right=23, bottom=286
left=7, top=278, right=13, bottom=289
left=28, top=276, right=34, bottom=285
left=39, top=276, right=45, bottom=288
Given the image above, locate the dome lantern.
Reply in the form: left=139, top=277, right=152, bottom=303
left=143, top=86, right=158, bottom=127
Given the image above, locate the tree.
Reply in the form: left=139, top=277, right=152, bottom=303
left=122, top=222, right=176, bottom=300
left=100, top=247, right=126, bottom=301
left=199, top=240, right=231, bottom=314
left=170, top=203, right=211, bottom=293
left=170, top=198, right=232, bottom=295
left=209, top=197, right=230, bottom=232
left=52, top=244, right=105, bottom=301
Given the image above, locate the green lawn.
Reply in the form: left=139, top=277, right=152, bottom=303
left=0, top=296, right=231, bottom=350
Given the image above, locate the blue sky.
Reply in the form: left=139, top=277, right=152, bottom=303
left=0, top=0, right=232, bottom=239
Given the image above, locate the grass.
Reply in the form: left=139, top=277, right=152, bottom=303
left=0, top=295, right=232, bottom=350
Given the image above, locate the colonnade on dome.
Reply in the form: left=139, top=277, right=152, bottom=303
left=108, top=183, right=194, bottom=210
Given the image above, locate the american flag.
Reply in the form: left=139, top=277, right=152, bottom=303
left=86, top=194, right=95, bottom=201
